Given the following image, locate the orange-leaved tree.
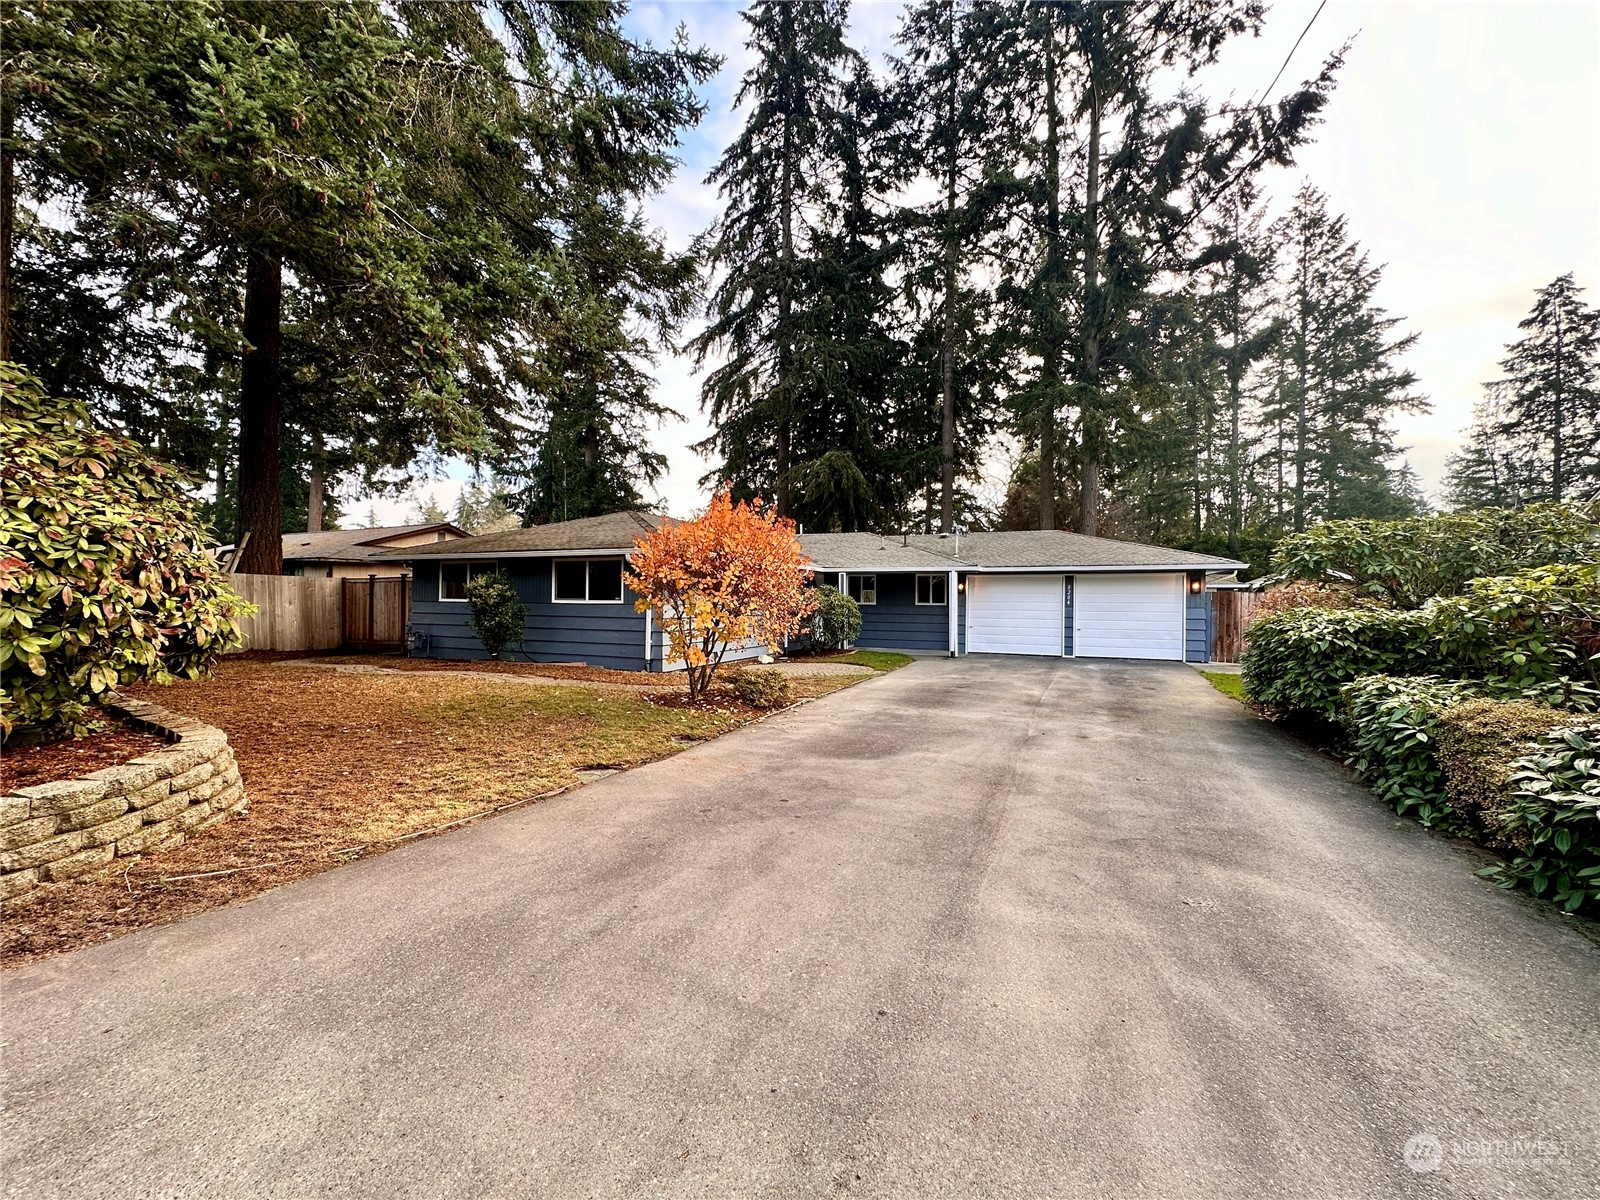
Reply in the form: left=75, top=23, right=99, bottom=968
left=626, top=489, right=818, bottom=701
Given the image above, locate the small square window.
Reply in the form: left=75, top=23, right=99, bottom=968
left=553, top=559, right=588, bottom=601
left=846, top=574, right=877, bottom=606
left=587, top=559, right=624, bottom=602
left=916, top=574, right=948, bottom=606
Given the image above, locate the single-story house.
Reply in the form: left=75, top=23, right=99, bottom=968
left=382, top=511, right=1245, bottom=669
left=280, top=522, right=468, bottom=579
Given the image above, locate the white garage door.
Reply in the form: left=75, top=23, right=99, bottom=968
left=967, top=574, right=1064, bottom=656
left=1073, top=573, right=1185, bottom=661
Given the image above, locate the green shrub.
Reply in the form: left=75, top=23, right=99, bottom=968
left=715, top=666, right=794, bottom=709
left=464, top=571, right=526, bottom=659
left=1480, top=724, right=1600, bottom=912
left=1429, top=563, right=1600, bottom=705
left=809, top=584, right=862, bottom=650
left=1242, top=607, right=1433, bottom=721
left=1271, top=503, right=1599, bottom=609
left=1340, top=675, right=1482, bottom=830
left=0, top=365, right=251, bottom=741
left=1435, top=698, right=1582, bottom=847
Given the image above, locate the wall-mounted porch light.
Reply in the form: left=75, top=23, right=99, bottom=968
left=1187, top=572, right=1205, bottom=595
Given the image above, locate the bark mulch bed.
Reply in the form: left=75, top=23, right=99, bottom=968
left=1, top=658, right=861, bottom=968
left=310, top=654, right=681, bottom=687
left=1, top=715, right=169, bottom=792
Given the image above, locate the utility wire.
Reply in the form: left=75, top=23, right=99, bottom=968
left=1249, top=0, right=1328, bottom=114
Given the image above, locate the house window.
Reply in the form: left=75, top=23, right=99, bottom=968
left=846, top=574, right=877, bottom=606
left=915, top=574, right=948, bottom=606
left=440, top=561, right=498, bottom=602
left=553, top=558, right=626, bottom=603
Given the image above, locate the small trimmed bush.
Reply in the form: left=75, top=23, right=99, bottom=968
left=1340, top=676, right=1481, bottom=830
left=464, top=571, right=526, bottom=659
left=1242, top=607, right=1432, bottom=721
left=809, top=584, right=862, bottom=651
left=1435, top=698, right=1582, bottom=846
left=716, top=667, right=794, bottom=709
left=1481, top=724, right=1600, bottom=912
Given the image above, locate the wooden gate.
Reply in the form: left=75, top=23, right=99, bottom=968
left=342, top=575, right=411, bottom=654
left=1209, top=588, right=1258, bottom=664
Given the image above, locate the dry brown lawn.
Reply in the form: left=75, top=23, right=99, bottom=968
left=2, top=657, right=862, bottom=967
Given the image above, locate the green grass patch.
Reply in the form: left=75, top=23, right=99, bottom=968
left=1201, top=671, right=1245, bottom=701
left=827, top=649, right=916, bottom=672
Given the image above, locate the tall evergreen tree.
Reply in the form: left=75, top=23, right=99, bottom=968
left=692, top=0, right=858, bottom=518
left=1263, top=185, right=1424, bottom=530
left=1498, top=273, right=1600, bottom=502
left=4, top=1, right=714, bottom=569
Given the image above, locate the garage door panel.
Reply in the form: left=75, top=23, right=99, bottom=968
left=1074, top=573, right=1184, bottom=661
left=967, top=575, right=1063, bottom=656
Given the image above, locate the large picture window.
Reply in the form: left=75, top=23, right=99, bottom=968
left=553, top=558, right=626, bottom=603
left=846, top=574, right=877, bottom=606
left=915, top=574, right=948, bottom=606
left=440, top=561, right=499, bottom=602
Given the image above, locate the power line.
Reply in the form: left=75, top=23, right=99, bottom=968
left=1250, top=0, right=1328, bottom=113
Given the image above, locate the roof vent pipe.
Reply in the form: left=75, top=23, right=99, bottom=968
left=902, top=531, right=908, bottom=548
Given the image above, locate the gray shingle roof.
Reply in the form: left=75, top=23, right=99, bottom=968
left=798, top=530, right=1242, bottom=571
left=282, top=523, right=467, bottom=564
left=377, top=508, right=1244, bottom=571
left=384, top=510, right=662, bottom=558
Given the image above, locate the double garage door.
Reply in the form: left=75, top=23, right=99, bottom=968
left=966, top=573, right=1185, bottom=661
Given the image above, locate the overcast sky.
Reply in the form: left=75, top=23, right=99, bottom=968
left=380, top=0, right=1599, bottom=525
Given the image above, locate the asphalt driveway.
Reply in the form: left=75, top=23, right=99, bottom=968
left=4, top=657, right=1598, bottom=1198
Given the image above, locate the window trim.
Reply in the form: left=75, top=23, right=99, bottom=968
left=846, top=573, right=877, bottom=606
left=551, top=557, right=627, bottom=605
left=439, top=561, right=499, bottom=603
left=915, top=573, right=949, bottom=606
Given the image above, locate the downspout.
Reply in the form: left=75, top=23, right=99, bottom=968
left=644, top=605, right=653, bottom=672
left=948, top=569, right=959, bottom=658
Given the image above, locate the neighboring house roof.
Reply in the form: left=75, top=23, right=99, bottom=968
left=381, top=509, right=1245, bottom=572
left=383, top=510, right=662, bottom=558
left=282, top=523, right=468, bottom=564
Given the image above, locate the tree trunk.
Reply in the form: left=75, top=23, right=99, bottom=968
left=1552, top=301, right=1564, bottom=502
left=1077, top=56, right=1103, bottom=538
left=939, top=23, right=959, bottom=535
left=236, top=251, right=285, bottom=575
left=307, top=431, right=325, bottom=533
left=1038, top=16, right=1061, bottom=531
left=1292, top=249, right=1311, bottom=533
left=774, top=5, right=796, bottom=519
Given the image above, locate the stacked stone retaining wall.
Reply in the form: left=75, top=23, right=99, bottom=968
left=1, top=697, right=244, bottom=904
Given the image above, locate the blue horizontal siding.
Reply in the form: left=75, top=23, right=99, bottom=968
left=857, top=572, right=950, bottom=653
left=1185, top=588, right=1210, bottom=663
left=409, top=558, right=650, bottom=671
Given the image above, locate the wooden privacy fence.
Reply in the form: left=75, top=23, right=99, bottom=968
left=229, top=574, right=343, bottom=652
left=342, top=575, right=411, bottom=654
left=1209, top=588, right=1259, bottom=664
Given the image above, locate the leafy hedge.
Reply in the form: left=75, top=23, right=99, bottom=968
left=1483, top=724, right=1600, bottom=912
left=1242, top=607, right=1432, bottom=720
left=1244, top=563, right=1600, bottom=722
left=0, top=365, right=250, bottom=741
left=1271, top=503, right=1599, bottom=609
left=716, top=667, right=794, bottom=709
left=1435, top=698, right=1581, bottom=846
left=464, top=571, right=525, bottom=659
left=1340, top=676, right=1481, bottom=830
left=809, top=584, right=862, bottom=651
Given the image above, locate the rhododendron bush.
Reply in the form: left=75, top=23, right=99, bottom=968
left=626, top=490, right=817, bottom=701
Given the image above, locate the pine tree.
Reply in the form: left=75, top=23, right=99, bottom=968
left=1263, top=186, right=1425, bottom=530
left=4, top=1, right=714, bottom=569
left=1444, top=381, right=1551, bottom=510
left=692, top=0, right=859, bottom=518
left=1498, top=274, right=1600, bottom=501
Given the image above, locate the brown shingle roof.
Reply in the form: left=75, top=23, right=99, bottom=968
left=282, top=523, right=468, bottom=564
left=384, top=510, right=662, bottom=557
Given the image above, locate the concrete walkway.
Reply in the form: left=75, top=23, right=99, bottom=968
left=4, top=658, right=1597, bottom=1198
